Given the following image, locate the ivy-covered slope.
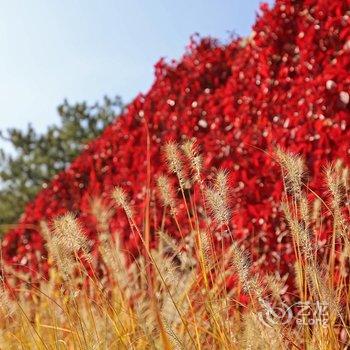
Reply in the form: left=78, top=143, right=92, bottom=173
left=3, top=0, right=349, bottom=278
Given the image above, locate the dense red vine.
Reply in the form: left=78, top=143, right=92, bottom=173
left=3, top=0, right=350, bottom=281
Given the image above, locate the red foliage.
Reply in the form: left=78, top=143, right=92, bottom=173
left=3, top=0, right=350, bottom=279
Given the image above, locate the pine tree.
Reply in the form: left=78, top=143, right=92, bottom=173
left=0, top=95, right=123, bottom=234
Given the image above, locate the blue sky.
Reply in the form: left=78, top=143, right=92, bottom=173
left=0, top=0, right=273, bottom=139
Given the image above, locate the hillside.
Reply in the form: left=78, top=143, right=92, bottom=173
left=3, top=0, right=350, bottom=280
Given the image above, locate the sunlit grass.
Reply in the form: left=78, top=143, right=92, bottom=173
left=1, top=142, right=349, bottom=349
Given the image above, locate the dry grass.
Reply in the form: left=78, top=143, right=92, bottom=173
left=0, top=142, right=350, bottom=349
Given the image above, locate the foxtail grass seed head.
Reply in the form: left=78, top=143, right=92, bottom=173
left=0, top=285, right=16, bottom=317
left=49, top=235, right=76, bottom=278
left=157, top=230, right=177, bottom=252
left=53, top=213, right=90, bottom=254
left=282, top=202, right=313, bottom=260
left=231, top=242, right=251, bottom=292
left=276, top=147, right=305, bottom=198
left=198, top=230, right=213, bottom=270
left=181, top=139, right=202, bottom=182
left=265, top=275, right=286, bottom=301
left=325, top=163, right=345, bottom=208
left=241, top=311, right=283, bottom=350
left=205, top=188, right=231, bottom=227
left=306, top=265, right=340, bottom=317
left=39, top=221, right=51, bottom=243
left=157, top=175, right=177, bottom=216
left=90, top=197, right=114, bottom=232
left=299, top=195, right=310, bottom=227
left=164, top=142, right=188, bottom=189
left=205, top=170, right=231, bottom=227
left=231, top=243, right=263, bottom=298
left=161, top=315, right=183, bottom=350
left=41, top=222, right=59, bottom=263
left=112, top=187, right=134, bottom=220
left=325, top=164, right=348, bottom=240
left=214, top=169, right=229, bottom=198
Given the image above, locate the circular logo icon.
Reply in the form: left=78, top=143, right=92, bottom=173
left=257, top=299, right=293, bottom=327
